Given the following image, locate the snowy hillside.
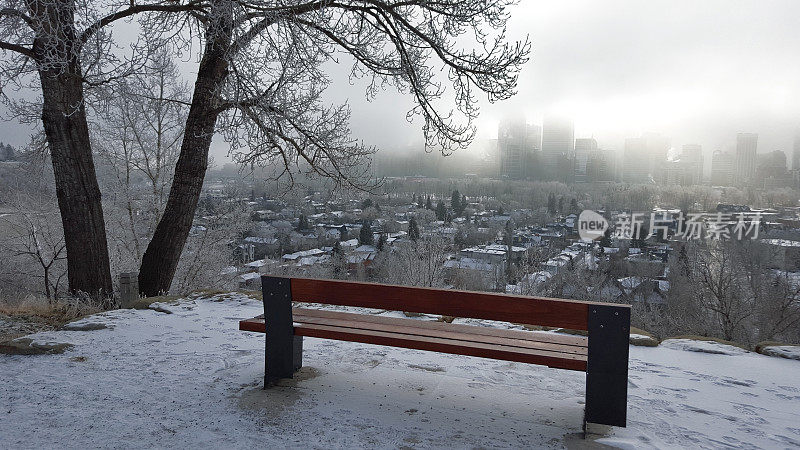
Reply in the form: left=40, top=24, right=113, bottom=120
left=1, top=293, right=799, bottom=449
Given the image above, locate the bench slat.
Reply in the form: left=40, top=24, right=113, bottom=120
left=295, top=322, right=587, bottom=371
left=293, top=308, right=587, bottom=347
left=290, top=278, right=599, bottom=330
left=292, top=308, right=587, bottom=355
left=239, top=310, right=588, bottom=371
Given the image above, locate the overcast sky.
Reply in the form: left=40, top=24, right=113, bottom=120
left=2, top=0, right=799, bottom=164
left=324, top=0, right=800, bottom=163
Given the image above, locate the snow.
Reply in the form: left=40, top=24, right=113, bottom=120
left=629, top=334, right=653, bottom=341
left=1, top=294, right=800, bottom=448
left=660, top=338, right=749, bottom=356
left=238, top=272, right=261, bottom=281
left=759, top=345, right=800, bottom=361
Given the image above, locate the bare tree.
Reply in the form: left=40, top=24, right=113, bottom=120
left=0, top=196, right=67, bottom=302
left=138, top=0, right=530, bottom=296
left=374, top=235, right=450, bottom=288
left=0, top=0, right=202, bottom=297
left=93, top=47, right=189, bottom=265
left=171, top=202, right=250, bottom=294
left=755, top=270, right=800, bottom=343
left=693, top=241, right=753, bottom=341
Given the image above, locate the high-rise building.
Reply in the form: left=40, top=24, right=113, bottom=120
left=711, top=150, right=734, bottom=186
left=574, top=137, right=597, bottom=182
left=540, top=116, right=574, bottom=180
left=586, top=149, right=614, bottom=182
left=757, top=150, right=787, bottom=183
left=621, top=133, right=670, bottom=184
left=735, top=133, right=758, bottom=184
left=681, top=144, right=704, bottom=185
left=497, top=119, right=540, bottom=179
left=793, top=130, right=800, bottom=171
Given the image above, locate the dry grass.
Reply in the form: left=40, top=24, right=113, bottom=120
left=0, top=295, right=102, bottom=344
left=629, top=326, right=660, bottom=347
left=0, top=298, right=100, bottom=328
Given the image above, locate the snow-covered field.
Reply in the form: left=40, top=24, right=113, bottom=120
left=2, top=293, right=799, bottom=449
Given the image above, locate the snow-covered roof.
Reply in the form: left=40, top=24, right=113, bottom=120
left=485, top=244, right=526, bottom=253
left=244, top=236, right=278, bottom=244
left=761, top=239, right=800, bottom=247
left=282, top=249, right=325, bottom=260
left=340, top=238, right=359, bottom=247
left=443, top=257, right=495, bottom=271
left=245, top=259, right=268, bottom=268
left=297, top=255, right=330, bottom=266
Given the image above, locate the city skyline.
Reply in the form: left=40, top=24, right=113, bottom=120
left=1, top=0, right=798, bottom=166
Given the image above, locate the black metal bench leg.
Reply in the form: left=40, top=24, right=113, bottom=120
left=262, top=276, right=300, bottom=387
left=293, top=335, right=303, bottom=372
left=584, top=304, right=630, bottom=429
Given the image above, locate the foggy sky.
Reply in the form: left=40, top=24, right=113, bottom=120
left=2, top=0, right=799, bottom=166
left=336, top=0, right=800, bottom=162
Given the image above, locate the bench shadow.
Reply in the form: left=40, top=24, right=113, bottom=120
left=236, top=364, right=613, bottom=447
left=237, top=366, right=323, bottom=414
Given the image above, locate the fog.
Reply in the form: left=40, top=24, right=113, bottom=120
left=2, top=0, right=799, bottom=164
left=333, top=0, right=800, bottom=161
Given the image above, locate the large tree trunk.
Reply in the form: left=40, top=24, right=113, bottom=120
left=34, top=0, right=113, bottom=298
left=138, top=3, right=232, bottom=296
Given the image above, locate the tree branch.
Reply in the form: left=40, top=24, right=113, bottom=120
left=0, top=7, right=34, bottom=27
left=0, top=40, right=34, bottom=59
left=79, top=1, right=206, bottom=48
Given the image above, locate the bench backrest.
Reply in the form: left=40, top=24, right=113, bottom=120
left=270, top=276, right=629, bottom=331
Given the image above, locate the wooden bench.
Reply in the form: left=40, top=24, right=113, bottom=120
left=240, top=276, right=630, bottom=428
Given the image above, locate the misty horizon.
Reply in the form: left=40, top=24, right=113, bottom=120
left=2, top=0, right=799, bottom=166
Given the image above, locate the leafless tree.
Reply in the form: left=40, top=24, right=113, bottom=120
left=138, top=0, right=530, bottom=296
left=0, top=196, right=67, bottom=302
left=93, top=47, right=188, bottom=264
left=0, top=0, right=203, bottom=297
left=755, top=270, right=800, bottom=343
left=693, top=241, right=753, bottom=341
left=374, top=235, right=450, bottom=288
left=170, top=203, right=250, bottom=294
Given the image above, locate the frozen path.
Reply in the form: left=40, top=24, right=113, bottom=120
left=1, top=294, right=799, bottom=449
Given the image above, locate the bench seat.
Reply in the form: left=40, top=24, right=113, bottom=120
left=240, top=307, right=588, bottom=371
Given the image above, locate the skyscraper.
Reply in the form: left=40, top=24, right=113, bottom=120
left=497, top=119, right=540, bottom=179
left=586, top=149, right=614, bottom=182
left=735, top=133, right=758, bottom=184
left=622, top=133, right=670, bottom=184
left=574, top=137, right=598, bottom=182
left=540, top=116, right=574, bottom=180
left=793, top=130, right=800, bottom=171
left=711, top=150, right=734, bottom=186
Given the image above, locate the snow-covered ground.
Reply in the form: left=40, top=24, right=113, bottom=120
left=2, top=293, right=799, bottom=449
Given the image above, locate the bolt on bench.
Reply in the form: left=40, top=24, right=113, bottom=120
left=239, top=276, right=630, bottom=428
